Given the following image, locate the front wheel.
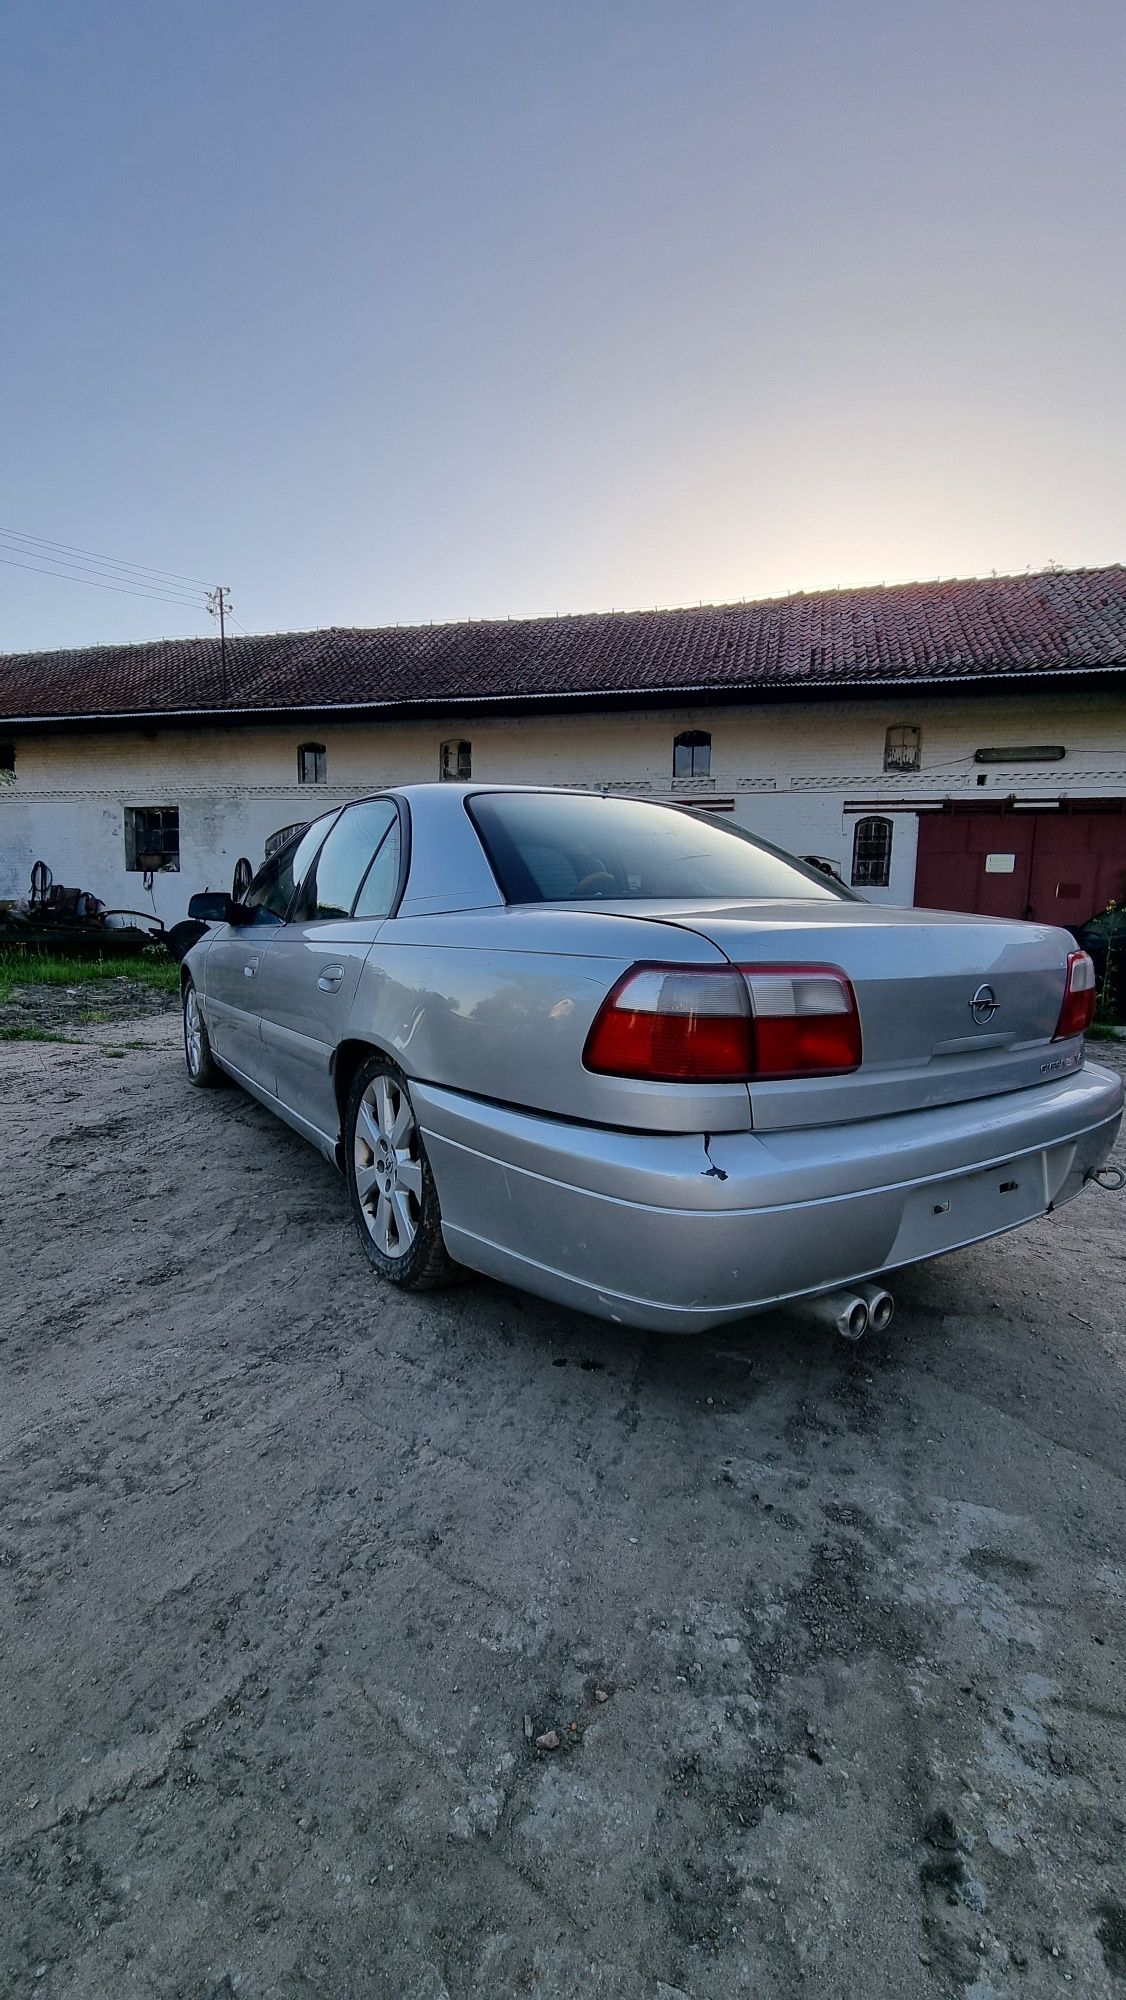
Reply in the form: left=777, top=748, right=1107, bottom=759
left=183, top=980, right=225, bottom=1088
left=345, top=1056, right=456, bottom=1289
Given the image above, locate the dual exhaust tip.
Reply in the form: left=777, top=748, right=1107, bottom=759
left=790, top=1282, right=895, bottom=1341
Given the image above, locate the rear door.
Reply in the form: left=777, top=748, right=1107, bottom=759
left=257, top=799, right=403, bottom=1140
left=203, top=817, right=337, bottom=1087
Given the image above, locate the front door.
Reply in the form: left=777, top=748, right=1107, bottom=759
left=257, top=799, right=403, bottom=1140
left=202, top=814, right=339, bottom=1091
left=202, top=923, right=280, bottom=1086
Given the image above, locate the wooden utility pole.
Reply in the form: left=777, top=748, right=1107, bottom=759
left=206, top=585, right=233, bottom=703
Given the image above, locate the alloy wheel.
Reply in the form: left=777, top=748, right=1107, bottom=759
left=353, top=1074, right=424, bottom=1259
left=184, top=987, right=203, bottom=1076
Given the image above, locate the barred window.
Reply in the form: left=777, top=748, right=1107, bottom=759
left=125, top=805, right=180, bottom=873
left=298, top=742, right=327, bottom=784
left=851, top=815, right=893, bottom=888
left=884, top=725, right=921, bottom=772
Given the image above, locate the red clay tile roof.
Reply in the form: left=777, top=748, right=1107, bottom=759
left=3, top=565, right=1126, bottom=723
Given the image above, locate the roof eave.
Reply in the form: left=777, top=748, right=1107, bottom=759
left=3, top=658, right=1126, bottom=729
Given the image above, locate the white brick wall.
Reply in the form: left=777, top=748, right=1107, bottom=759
left=1, top=687, right=1122, bottom=923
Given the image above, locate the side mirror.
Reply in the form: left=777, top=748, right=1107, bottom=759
left=188, top=891, right=239, bottom=924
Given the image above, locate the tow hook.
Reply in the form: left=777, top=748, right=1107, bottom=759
left=1086, top=1165, right=1126, bottom=1192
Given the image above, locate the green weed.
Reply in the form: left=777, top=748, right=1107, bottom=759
left=0, top=1026, right=81, bottom=1044
left=0, top=948, right=178, bottom=1005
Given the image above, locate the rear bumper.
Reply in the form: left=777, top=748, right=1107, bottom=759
left=413, top=1063, right=1124, bottom=1333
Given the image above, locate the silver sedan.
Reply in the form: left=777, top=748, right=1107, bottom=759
left=181, top=785, right=1123, bottom=1335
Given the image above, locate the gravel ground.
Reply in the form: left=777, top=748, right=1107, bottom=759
left=1, top=1021, right=1125, bottom=2000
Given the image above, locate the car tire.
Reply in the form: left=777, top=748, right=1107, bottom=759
left=345, top=1054, right=457, bottom=1289
left=183, top=979, right=225, bottom=1088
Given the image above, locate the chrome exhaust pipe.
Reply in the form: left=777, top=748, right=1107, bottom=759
left=855, top=1283, right=895, bottom=1333
left=790, top=1290, right=870, bottom=1341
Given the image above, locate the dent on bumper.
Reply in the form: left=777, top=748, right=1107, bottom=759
left=412, top=1063, right=1124, bottom=1333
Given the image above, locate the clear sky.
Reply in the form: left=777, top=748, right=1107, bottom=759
left=2, top=0, right=1124, bottom=652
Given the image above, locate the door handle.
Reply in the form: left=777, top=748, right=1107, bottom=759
left=317, top=963, right=345, bottom=992
left=243, top=956, right=260, bottom=979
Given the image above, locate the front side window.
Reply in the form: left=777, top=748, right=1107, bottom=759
left=298, top=742, right=327, bottom=785
left=851, top=815, right=893, bottom=888
left=469, top=792, right=851, bottom=904
left=125, top=805, right=180, bottom=872
left=242, top=814, right=337, bottom=924
left=293, top=799, right=399, bottom=921
left=440, top=740, right=472, bottom=781
left=673, top=730, right=711, bottom=778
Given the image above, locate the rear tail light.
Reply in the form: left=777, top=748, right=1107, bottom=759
left=1053, top=950, right=1096, bottom=1040
left=742, top=966, right=863, bottom=1078
left=583, top=963, right=862, bottom=1082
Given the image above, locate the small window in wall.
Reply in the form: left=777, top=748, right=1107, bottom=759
left=673, top=730, right=711, bottom=778
left=851, top=815, right=893, bottom=889
left=884, top=725, right=921, bottom=773
left=0, top=741, right=14, bottom=778
left=125, top=805, right=180, bottom=873
left=298, top=742, right=327, bottom=785
left=440, top=739, right=472, bottom=781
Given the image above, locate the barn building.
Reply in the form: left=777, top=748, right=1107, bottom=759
left=1, top=563, right=1124, bottom=930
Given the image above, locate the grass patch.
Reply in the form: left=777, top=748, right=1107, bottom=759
left=1087, top=1022, right=1124, bottom=1042
left=0, top=1025, right=81, bottom=1044
left=0, top=947, right=178, bottom=1005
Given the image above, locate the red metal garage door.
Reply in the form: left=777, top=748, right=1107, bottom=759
left=914, top=804, right=1126, bottom=925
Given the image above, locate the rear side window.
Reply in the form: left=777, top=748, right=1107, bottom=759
left=354, top=816, right=402, bottom=919
left=293, top=800, right=399, bottom=921
left=468, top=793, right=853, bottom=904
left=242, top=814, right=337, bottom=925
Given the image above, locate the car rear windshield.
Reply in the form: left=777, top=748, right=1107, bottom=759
left=467, top=793, right=853, bottom=904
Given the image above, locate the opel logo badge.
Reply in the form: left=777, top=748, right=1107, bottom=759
left=970, top=983, right=998, bottom=1024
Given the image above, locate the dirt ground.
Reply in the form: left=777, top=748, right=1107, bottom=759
left=2, top=1018, right=1125, bottom=2000
left=0, top=974, right=178, bottom=1035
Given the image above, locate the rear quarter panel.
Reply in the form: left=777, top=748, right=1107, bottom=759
left=344, top=907, right=755, bottom=1133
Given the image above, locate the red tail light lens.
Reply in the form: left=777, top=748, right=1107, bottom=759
left=1053, top=950, right=1096, bottom=1040
left=741, top=965, right=863, bottom=1078
left=584, top=967, right=750, bottom=1081
left=583, top=964, right=862, bottom=1082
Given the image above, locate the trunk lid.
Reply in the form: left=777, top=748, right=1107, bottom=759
left=593, top=898, right=1080, bottom=1130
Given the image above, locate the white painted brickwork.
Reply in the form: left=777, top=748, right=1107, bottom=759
left=1, top=687, right=1123, bottom=923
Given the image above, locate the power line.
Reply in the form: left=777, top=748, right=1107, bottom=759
left=0, top=551, right=208, bottom=612
left=0, top=536, right=205, bottom=607
left=0, top=524, right=211, bottom=588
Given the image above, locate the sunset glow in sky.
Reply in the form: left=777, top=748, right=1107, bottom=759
left=2, top=0, right=1125, bottom=651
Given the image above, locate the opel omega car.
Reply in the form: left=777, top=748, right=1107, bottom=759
left=181, top=785, right=1123, bottom=1335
